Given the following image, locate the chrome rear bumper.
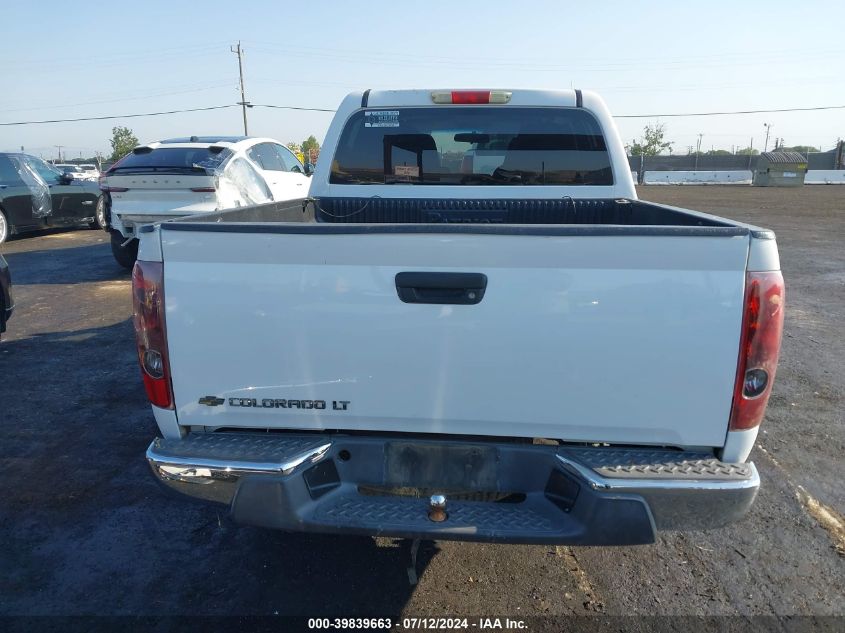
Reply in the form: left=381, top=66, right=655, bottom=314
left=147, top=433, right=759, bottom=544
left=556, top=449, right=759, bottom=531
left=147, top=434, right=331, bottom=504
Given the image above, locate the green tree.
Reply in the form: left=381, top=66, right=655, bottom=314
left=301, top=135, right=320, bottom=162
left=629, top=123, right=673, bottom=156
left=109, top=126, right=139, bottom=161
left=705, top=149, right=732, bottom=156
left=782, top=145, right=818, bottom=154
left=286, top=142, right=302, bottom=154
left=736, top=147, right=759, bottom=155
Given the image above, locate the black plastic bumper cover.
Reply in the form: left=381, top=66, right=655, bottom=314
left=147, top=433, right=759, bottom=546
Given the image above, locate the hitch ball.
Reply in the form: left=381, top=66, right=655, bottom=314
left=428, top=494, right=447, bottom=522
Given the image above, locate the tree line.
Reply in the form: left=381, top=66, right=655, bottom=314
left=627, top=123, right=824, bottom=157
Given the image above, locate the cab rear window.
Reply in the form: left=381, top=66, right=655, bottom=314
left=329, top=107, right=612, bottom=186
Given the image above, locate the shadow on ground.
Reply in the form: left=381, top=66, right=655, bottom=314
left=0, top=319, right=436, bottom=616
left=2, top=239, right=126, bottom=286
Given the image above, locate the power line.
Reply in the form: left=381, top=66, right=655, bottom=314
left=0, top=42, right=230, bottom=70
left=0, top=104, right=238, bottom=126
left=616, top=104, right=845, bottom=118
left=2, top=101, right=844, bottom=127
left=246, top=41, right=845, bottom=73
left=0, top=43, right=231, bottom=75
left=0, top=81, right=234, bottom=115
left=251, top=104, right=337, bottom=113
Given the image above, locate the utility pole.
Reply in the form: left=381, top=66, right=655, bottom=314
left=763, top=123, right=773, bottom=152
left=231, top=41, right=249, bottom=135
left=639, top=151, right=644, bottom=185
left=694, top=133, right=703, bottom=171
left=54, top=145, right=64, bottom=162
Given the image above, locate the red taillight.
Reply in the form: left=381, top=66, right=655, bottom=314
left=729, top=271, right=785, bottom=430
left=132, top=260, right=173, bottom=409
left=99, top=157, right=129, bottom=192
left=99, top=175, right=128, bottom=193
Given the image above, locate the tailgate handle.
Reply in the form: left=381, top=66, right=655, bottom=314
left=395, top=272, right=487, bottom=305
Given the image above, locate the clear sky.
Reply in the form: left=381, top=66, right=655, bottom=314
left=1, top=0, right=843, bottom=159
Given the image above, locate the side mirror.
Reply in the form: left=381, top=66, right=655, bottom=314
left=59, top=172, right=74, bottom=184
left=304, top=162, right=314, bottom=176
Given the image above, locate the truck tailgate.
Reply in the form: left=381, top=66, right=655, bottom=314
left=160, top=228, right=749, bottom=448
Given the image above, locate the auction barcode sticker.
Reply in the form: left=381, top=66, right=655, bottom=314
left=365, top=111, right=400, bottom=127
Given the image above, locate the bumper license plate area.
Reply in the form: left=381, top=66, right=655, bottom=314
left=384, top=442, right=498, bottom=491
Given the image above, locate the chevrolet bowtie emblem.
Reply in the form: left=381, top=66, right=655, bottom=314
left=198, top=396, right=225, bottom=406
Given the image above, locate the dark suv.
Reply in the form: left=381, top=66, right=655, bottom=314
left=0, top=153, right=106, bottom=244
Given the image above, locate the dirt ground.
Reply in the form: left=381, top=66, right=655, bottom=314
left=0, top=185, right=843, bottom=623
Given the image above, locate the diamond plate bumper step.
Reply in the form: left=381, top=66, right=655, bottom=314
left=558, top=447, right=755, bottom=481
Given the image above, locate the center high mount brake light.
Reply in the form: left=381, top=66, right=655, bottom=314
left=430, top=91, right=512, bottom=105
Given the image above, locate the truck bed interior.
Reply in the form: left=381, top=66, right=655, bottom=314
left=161, top=197, right=759, bottom=235
left=312, top=197, right=732, bottom=226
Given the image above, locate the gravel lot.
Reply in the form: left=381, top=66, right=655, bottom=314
left=0, top=185, right=843, bottom=621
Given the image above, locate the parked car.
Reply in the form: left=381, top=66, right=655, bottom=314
left=55, top=164, right=98, bottom=181
left=100, top=136, right=312, bottom=268
left=0, top=153, right=107, bottom=244
left=79, top=164, right=100, bottom=178
left=138, top=89, right=784, bottom=546
left=0, top=253, right=11, bottom=340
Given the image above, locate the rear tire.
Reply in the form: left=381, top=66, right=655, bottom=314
left=110, top=230, right=138, bottom=269
left=90, top=195, right=108, bottom=230
left=0, top=209, right=8, bottom=244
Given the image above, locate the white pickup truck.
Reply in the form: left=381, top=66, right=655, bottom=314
left=136, top=89, right=784, bottom=545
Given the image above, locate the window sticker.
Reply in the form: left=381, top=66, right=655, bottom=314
left=365, top=110, right=400, bottom=128
left=394, top=165, right=419, bottom=178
